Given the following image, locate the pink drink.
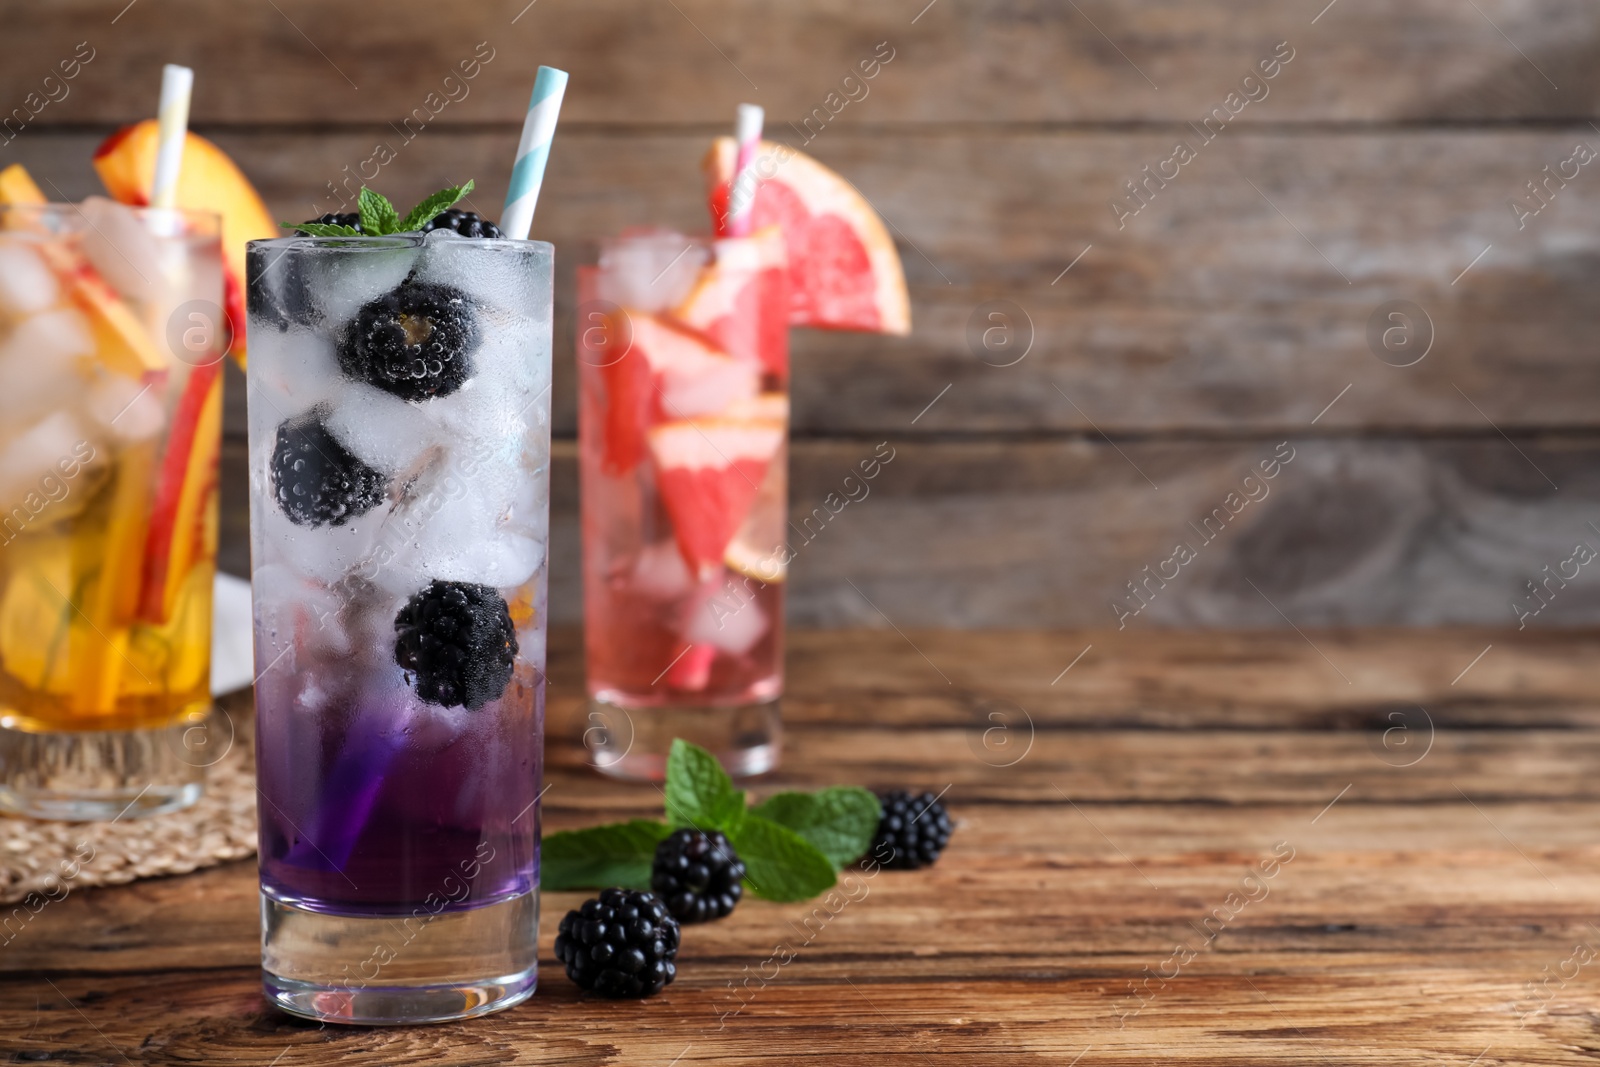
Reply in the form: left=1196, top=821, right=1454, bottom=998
left=577, top=230, right=789, bottom=778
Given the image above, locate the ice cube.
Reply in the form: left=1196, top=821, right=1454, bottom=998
left=626, top=313, right=758, bottom=419
left=0, top=309, right=94, bottom=423
left=0, top=410, right=95, bottom=509
left=251, top=562, right=354, bottom=661
left=680, top=571, right=769, bottom=654
left=322, top=379, right=442, bottom=475
left=85, top=372, right=165, bottom=442
left=246, top=327, right=342, bottom=421
left=247, top=241, right=313, bottom=333
left=631, top=541, right=693, bottom=600
left=79, top=197, right=169, bottom=304
left=359, top=450, right=547, bottom=594
left=0, top=242, right=60, bottom=317
left=409, top=230, right=546, bottom=321
left=335, top=495, right=450, bottom=599
left=598, top=232, right=709, bottom=312
left=660, top=355, right=759, bottom=418
left=301, top=239, right=420, bottom=331
left=259, top=499, right=394, bottom=586
left=1, top=307, right=94, bottom=366
left=444, top=531, right=544, bottom=590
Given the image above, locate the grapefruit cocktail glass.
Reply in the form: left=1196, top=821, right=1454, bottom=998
left=247, top=230, right=552, bottom=1023
left=0, top=200, right=224, bottom=820
left=578, top=228, right=790, bottom=779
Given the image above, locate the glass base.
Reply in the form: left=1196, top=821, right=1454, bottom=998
left=0, top=719, right=207, bottom=821
left=261, top=890, right=539, bottom=1025
left=585, top=696, right=780, bottom=781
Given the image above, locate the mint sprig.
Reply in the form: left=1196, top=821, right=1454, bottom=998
left=665, top=737, right=747, bottom=834
left=290, top=221, right=362, bottom=237
left=399, top=180, right=475, bottom=233
left=729, top=814, right=838, bottom=902
left=543, top=819, right=673, bottom=891
left=541, top=739, right=881, bottom=903
left=358, top=186, right=400, bottom=236
left=280, top=180, right=476, bottom=237
left=752, top=787, right=882, bottom=870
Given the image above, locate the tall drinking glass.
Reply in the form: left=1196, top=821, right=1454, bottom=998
left=577, top=229, right=788, bottom=779
left=246, top=231, right=552, bottom=1024
left=0, top=201, right=224, bottom=820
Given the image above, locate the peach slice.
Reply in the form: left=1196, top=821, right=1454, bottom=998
left=35, top=242, right=168, bottom=379
left=1, top=165, right=169, bottom=378
left=69, top=441, right=157, bottom=714
left=94, top=122, right=277, bottom=366
left=0, top=164, right=46, bottom=208
left=0, top=537, right=76, bottom=696
left=138, top=361, right=221, bottom=624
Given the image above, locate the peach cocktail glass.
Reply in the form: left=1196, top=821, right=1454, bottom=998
left=578, top=229, right=789, bottom=779
left=0, top=201, right=224, bottom=820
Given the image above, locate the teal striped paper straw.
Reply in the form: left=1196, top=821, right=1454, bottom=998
left=501, top=66, right=569, bottom=241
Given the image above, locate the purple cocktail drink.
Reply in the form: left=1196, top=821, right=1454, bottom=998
left=247, top=228, right=552, bottom=1024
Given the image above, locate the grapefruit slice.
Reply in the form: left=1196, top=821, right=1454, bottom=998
left=673, top=225, right=790, bottom=379
left=648, top=418, right=784, bottom=576
left=94, top=122, right=277, bottom=367
left=704, top=138, right=909, bottom=336
left=599, top=310, right=759, bottom=474
left=726, top=392, right=789, bottom=423
left=723, top=436, right=788, bottom=584
left=663, top=641, right=716, bottom=692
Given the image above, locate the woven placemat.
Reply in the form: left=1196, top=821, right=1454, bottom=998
left=0, top=699, right=257, bottom=905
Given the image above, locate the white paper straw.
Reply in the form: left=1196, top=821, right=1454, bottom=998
left=726, top=103, right=764, bottom=237
left=151, top=64, right=193, bottom=210
left=501, top=66, right=569, bottom=241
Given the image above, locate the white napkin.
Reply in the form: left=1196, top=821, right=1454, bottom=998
left=210, top=572, right=255, bottom=697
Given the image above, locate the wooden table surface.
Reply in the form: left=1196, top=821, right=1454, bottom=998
left=7, top=625, right=1600, bottom=1065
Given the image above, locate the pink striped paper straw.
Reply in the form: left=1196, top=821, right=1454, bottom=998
left=726, top=103, right=764, bottom=237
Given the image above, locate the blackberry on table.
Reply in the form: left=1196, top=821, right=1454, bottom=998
left=296, top=212, right=362, bottom=234
left=338, top=280, right=480, bottom=402
left=554, top=888, right=679, bottom=999
left=270, top=407, right=386, bottom=527
left=867, top=789, right=953, bottom=870
left=651, top=829, right=745, bottom=924
left=419, top=208, right=503, bottom=238
left=393, top=580, right=517, bottom=710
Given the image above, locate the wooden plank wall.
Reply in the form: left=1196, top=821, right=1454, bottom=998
left=5, top=0, right=1600, bottom=628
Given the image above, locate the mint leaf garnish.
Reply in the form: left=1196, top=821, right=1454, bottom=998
left=729, top=814, right=837, bottom=902
left=281, top=221, right=361, bottom=237
left=752, top=787, right=879, bottom=870
left=399, top=179, right=475, bottom=233
left=544, top=739, right=907, bottom=907
left=358, top=186, right=400, bottom=236
left=665, top=738, right=746, bottom=834
left=283, top=180, right=475, bottom=239
left=542, top=819, right=672, bottom=892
